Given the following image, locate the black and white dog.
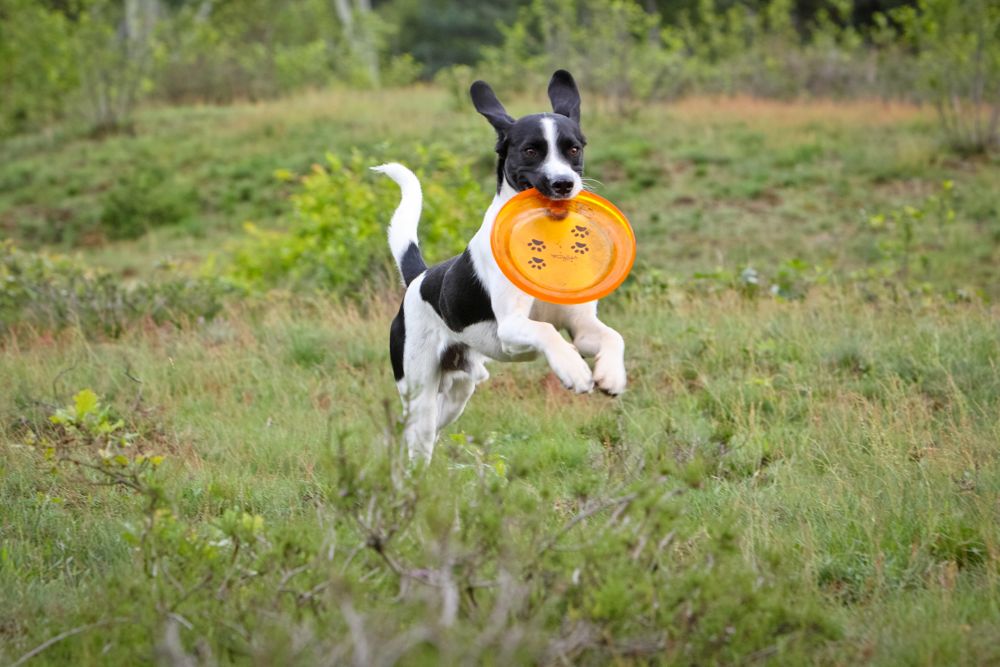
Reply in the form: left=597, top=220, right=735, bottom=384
left=373, top=70, right=626, bottom=462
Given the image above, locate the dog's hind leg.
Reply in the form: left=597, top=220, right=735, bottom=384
left=399, top=374, right=440, bottom=463
left=397, top=281, right=445, bottom=463
left=436, top=372, right=475, bottom=433
left=436, top=357, right=489, bottom=433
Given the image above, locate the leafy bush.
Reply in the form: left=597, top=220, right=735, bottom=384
left=35, top=388, right=165, bottom=479
left=480, top=0, right=686, bottom=114
left=0, top=241, right=238, bottom=337
left=224, top=146, right=483, bottom=292
left=893, top=0, right=1000, bottom=153
left=99, top=161, right=197, bottom=240
left=153, top=0, right=417, bottom=104
left=0, top=0, right=77, bottom=136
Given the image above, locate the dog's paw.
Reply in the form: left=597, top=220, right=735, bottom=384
left=549, top=347, right=594, bottom=394
left=593, top=356, right=626, bottom=396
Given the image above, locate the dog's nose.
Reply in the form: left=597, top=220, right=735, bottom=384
left=551, top=179, right=574, bottom=197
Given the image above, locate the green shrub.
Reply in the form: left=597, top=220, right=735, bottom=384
left=478, top=0, right=903, bottom=110
left=0, top=241, right=237, bottom=337
left=224, top=145, right=482, bottom=292
left=893, top=0, right=1000, bottom=153
left=480, top=0, right=685, bottom=113
left=99, top=161, right=197, bottom=240
left=0, top=0, right=77, bottom=136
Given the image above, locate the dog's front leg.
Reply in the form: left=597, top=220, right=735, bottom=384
left=495, top=292, right=593, bottom=393
left=559, top=302, right=626, bottom=396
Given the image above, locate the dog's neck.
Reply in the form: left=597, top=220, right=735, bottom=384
left=470, top=176, right=517, bottom=257
left=486, top=177, right=518, bottom=221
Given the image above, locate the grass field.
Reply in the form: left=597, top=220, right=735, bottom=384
left=1, top=87, right=999, bottom=665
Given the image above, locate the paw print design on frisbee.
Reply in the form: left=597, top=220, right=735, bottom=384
left=491, top=188, right=635, bottom=305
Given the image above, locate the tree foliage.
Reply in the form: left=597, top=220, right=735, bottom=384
left=892, top=0, right=1000, bottom=153
left=0, top=0, right=996, bottom=154
left=0, top=0, right=77, bottom=135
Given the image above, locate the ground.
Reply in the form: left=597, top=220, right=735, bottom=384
left=1, top=88, right=998, bottom=665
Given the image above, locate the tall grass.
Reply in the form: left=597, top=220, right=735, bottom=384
left=1, top=85, right=999, bottom=664
left=1, top=290, right=997, bottom=664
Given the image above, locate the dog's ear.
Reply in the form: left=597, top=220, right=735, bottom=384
left=548, top=70, right=581, bottom=124
left=471, top=80, right=515, bottom=137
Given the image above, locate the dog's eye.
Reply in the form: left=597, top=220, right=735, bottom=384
left=523, top=147, right=538, bottom=158
left=568, top=146, right=580, bottom=157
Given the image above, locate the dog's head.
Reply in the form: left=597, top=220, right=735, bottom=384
left=471, top=70, right=586, bottom=200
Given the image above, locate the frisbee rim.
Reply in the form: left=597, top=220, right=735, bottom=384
left=490, top=188, right=636, bottom=305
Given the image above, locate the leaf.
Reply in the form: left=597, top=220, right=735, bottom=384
left=73, top=389, right=99, bottom=419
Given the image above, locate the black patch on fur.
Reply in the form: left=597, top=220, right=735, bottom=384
left=548, top=69, right=581, bottom=123
left=399, top=242, right=427, bottom=286
left=389, top=302, right=406, bottom=381
left=419, top=249, right=495, bottom=331
left=472, top=72, right=586, bottom=195
left=439, top=344, right=469, bottom=373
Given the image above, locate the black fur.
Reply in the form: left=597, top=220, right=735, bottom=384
left=439, top=343, right=469, bottom=374
left=548, top=69, right=581, bottom=123
left=399, top=242, right=426, bottom=286
left=471, top=72, right=586, bottom=198
left=389, top=302, right=406, bottom=381
left=470, top=80, right=515, bottom=141
left=419, top=249, right=495, bottom=332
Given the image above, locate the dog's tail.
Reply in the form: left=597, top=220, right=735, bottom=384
left=371, top=162, right=427, bottom=286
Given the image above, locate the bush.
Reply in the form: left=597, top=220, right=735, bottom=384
left=0, top=0, right=77, bottom=136
left=479, top=0, right=686, bottom=114
left=475, top=0, right=925, bottom=108
left=99, top=161, right=197, bottom=240
left=152, top=0, right=416, bottom=104
left=893, top=0, right=1000, bottom=154
left=224, top=145, right=483, bottom=292
left=0, top=241, right=238, bottom=337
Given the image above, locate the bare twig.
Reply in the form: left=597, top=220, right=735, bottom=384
left=11, top=618, right=127, bottom=667
left=51, top=365, right=78, bottom=404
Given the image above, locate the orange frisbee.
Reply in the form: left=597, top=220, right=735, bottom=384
left=491, top=188, right=636, bottom=305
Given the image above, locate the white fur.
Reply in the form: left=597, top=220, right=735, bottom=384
left=371, top=163, right=422, bottom=281
left=540, top=116, right=583, bottom=198
left=378, top=166, right=626, bottom=463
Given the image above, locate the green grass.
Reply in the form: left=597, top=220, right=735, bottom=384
left=3, top=89, right=998, bottom=291
left=1, top=87, right=999, bottom=664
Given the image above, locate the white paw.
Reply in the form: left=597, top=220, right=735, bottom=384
left=593, top=355, right=626, bottom=396
left=549, top=347, right=594, bottom=393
